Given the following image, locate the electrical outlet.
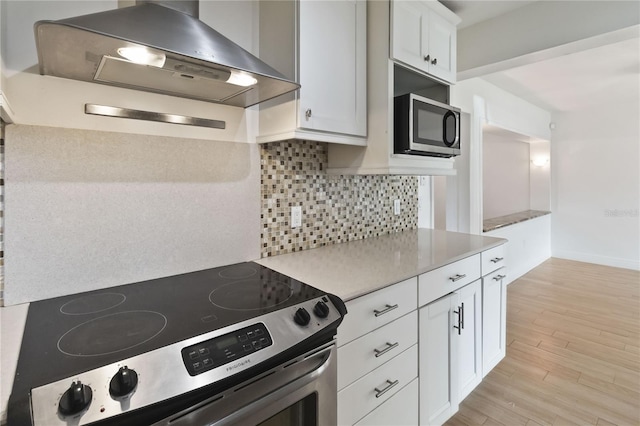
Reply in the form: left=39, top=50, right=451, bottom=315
left=291, top=206, right=302, bottom=228
left=393, top=199, right=401, bottom=215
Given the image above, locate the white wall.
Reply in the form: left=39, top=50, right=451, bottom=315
left=483, top=135, right=530, bottom=219
left=0, top=1, right=257, bottom=141
left=449, top=78, right=552, bottom=278
left=551, top=99, right=640, bottom=270
left=529, top=140, right=550, bottom=211
left=450, top=77, right=552, bottom=234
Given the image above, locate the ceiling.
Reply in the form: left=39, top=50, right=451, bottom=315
left=440, top=0, right=537, bottom=29
left=441, top=0, right=640, bottom=113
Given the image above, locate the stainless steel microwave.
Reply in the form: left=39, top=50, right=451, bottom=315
left=394, top=93, right=461, bottom=157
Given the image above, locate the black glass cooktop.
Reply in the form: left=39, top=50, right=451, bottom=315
left=10, top=262, right=325, bottom=398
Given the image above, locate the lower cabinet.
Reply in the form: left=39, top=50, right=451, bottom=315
left=457, top=279, right=482, bottom=401
left=338, top=345, right=418, bottom=425
left=337, top=245, right=507, bottom=426
left=482, top=268, right=507, bottom=376
left=419, top=292, right=460, bottom=426
left=354, top=379, right=419, bottom=426
left=336, top=277, right=418, bottom=425
left=418, top=278, right=482, bottom=425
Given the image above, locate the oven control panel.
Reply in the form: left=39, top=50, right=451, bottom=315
left=181, top=323, right=272, bottom=376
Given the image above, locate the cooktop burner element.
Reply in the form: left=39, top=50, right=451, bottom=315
left=57, top=311, right=168, bottom=357
left=60, top=293, right=126, bottom=315
left=8, top=261, right=347, bottom=426
left=209, top=279, right=293, bottom=310
left=217, top=263, right=258, bottom=279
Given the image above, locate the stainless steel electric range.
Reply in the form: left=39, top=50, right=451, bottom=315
left=8, top=262, right=346, bottom=426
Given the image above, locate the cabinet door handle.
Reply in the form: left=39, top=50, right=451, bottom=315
left=424, top=54, right=430, bottom=62
left=431, top=57, right=437, bottom=65
left=373, top=304, right=398, bottom=317
left=305, top=108, right=312, bottom=119
left=490, top=257, right=504, bottom=263
left=460, top=302, right=465, bottom=330
left=453, top=305, right=462, bottom=335
left=374, top=342, right=399, bottom=358
left=374, top=379, right=399, bottom=398
left=493, top=274, right=506, bottom=281
left=449, top=273, right=466, bottom=282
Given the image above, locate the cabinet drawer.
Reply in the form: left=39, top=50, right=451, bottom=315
left=354, top=378, right=419, bottom=426
left=337, top=277, right=417, bottom=347
left=338, top=311, right=417, bottom=390
left=481, top=244, right=506, bottom=276
left=338, top=345, right=418, bottom=426
left=418, top=254, right=480, bottom=307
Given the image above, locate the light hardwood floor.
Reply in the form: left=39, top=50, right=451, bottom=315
left=445, top=258, right=640, bottom=426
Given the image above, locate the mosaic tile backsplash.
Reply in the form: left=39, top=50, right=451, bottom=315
left=260, top=140, right=418, bottom=257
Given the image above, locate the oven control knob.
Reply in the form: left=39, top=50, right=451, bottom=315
left=294, top=307, right=311, bottom=326
left=109, top=366, right=139, bottom=398
left=313, top=301, right=330, bottom=318
left=58, top=381, right=92, bottom=416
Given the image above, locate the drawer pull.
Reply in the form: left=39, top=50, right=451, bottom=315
left=374, top=342, right=399, bottom=358
left=490, top=257, right=504, bottom=263
left=449, top=273, right=467, bottom=282
left=373, top=304, right=398, bottom=317
left=374, top=379, right=399, bottom=398
left=493, top=274, right=506, bottom=281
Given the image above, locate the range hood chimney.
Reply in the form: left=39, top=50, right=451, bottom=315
left=34, top=1, right=299, bottom=108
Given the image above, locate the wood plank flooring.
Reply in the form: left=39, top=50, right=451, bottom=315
left=445, top=258, right=640, bottom=426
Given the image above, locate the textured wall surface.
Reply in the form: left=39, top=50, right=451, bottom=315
left=4, top=125, right=261, bottom=305
left=260, top=140, right=418, bottom=257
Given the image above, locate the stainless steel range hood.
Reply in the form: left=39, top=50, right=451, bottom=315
left=34, top=1, right=299, bottom=108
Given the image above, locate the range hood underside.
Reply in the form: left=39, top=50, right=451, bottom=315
left=34, top=5, right=299, bottom=108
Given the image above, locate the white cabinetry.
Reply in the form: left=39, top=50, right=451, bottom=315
left=337, top=278, right=418, bottom=425
left=391, top=0, right=458, bottom=84
left=258, top=0, right=367, bottom=145
left=355, top=378, right=419, bottom=426
left=418, top=255, right=482, bottom=426
left=327, top=0, right=460, bottom=176
left=482, top=268, right=507, bottom=376
left=419, top=291, right=460, bottom=426
left=0, top=90, right=15, bottom=123
left=457, top=279, right=482, bottom=401
left=336, top=243, right=507, bottom=426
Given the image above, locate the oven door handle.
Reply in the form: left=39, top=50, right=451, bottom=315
left=155, top=342, right=337, bottom=426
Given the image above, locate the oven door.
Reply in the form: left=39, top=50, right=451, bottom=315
left=153, top=341, right=337, bottom=426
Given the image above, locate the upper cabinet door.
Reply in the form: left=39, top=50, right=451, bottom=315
left=390, top=0, right=459, bottom=84
left=390, top=1, right=428, bottom=72
left=298, top=0, right=367, bottom=136
left=427, top=10, right=457, bottom=83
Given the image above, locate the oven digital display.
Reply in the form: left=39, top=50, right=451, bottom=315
left=215, top=335, right=238, bottom=350
left=181, top=323, right=272, bottom=376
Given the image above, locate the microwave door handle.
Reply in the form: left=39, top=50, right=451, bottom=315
left=443, top=111, right=457, bottom=147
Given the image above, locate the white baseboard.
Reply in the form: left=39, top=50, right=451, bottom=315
left=552, top=249, right=640, bottom=271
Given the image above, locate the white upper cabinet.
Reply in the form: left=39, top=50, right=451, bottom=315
left=258, top=0, right=367, bottom=145
left=327, top=0, right=460, bottom=176
left=391, top=0, right=459, bottom=84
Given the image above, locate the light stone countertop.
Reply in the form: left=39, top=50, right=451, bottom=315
left=256, top=228, right=506, bottom=302
left=1, top=303, right=29, bottom=425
